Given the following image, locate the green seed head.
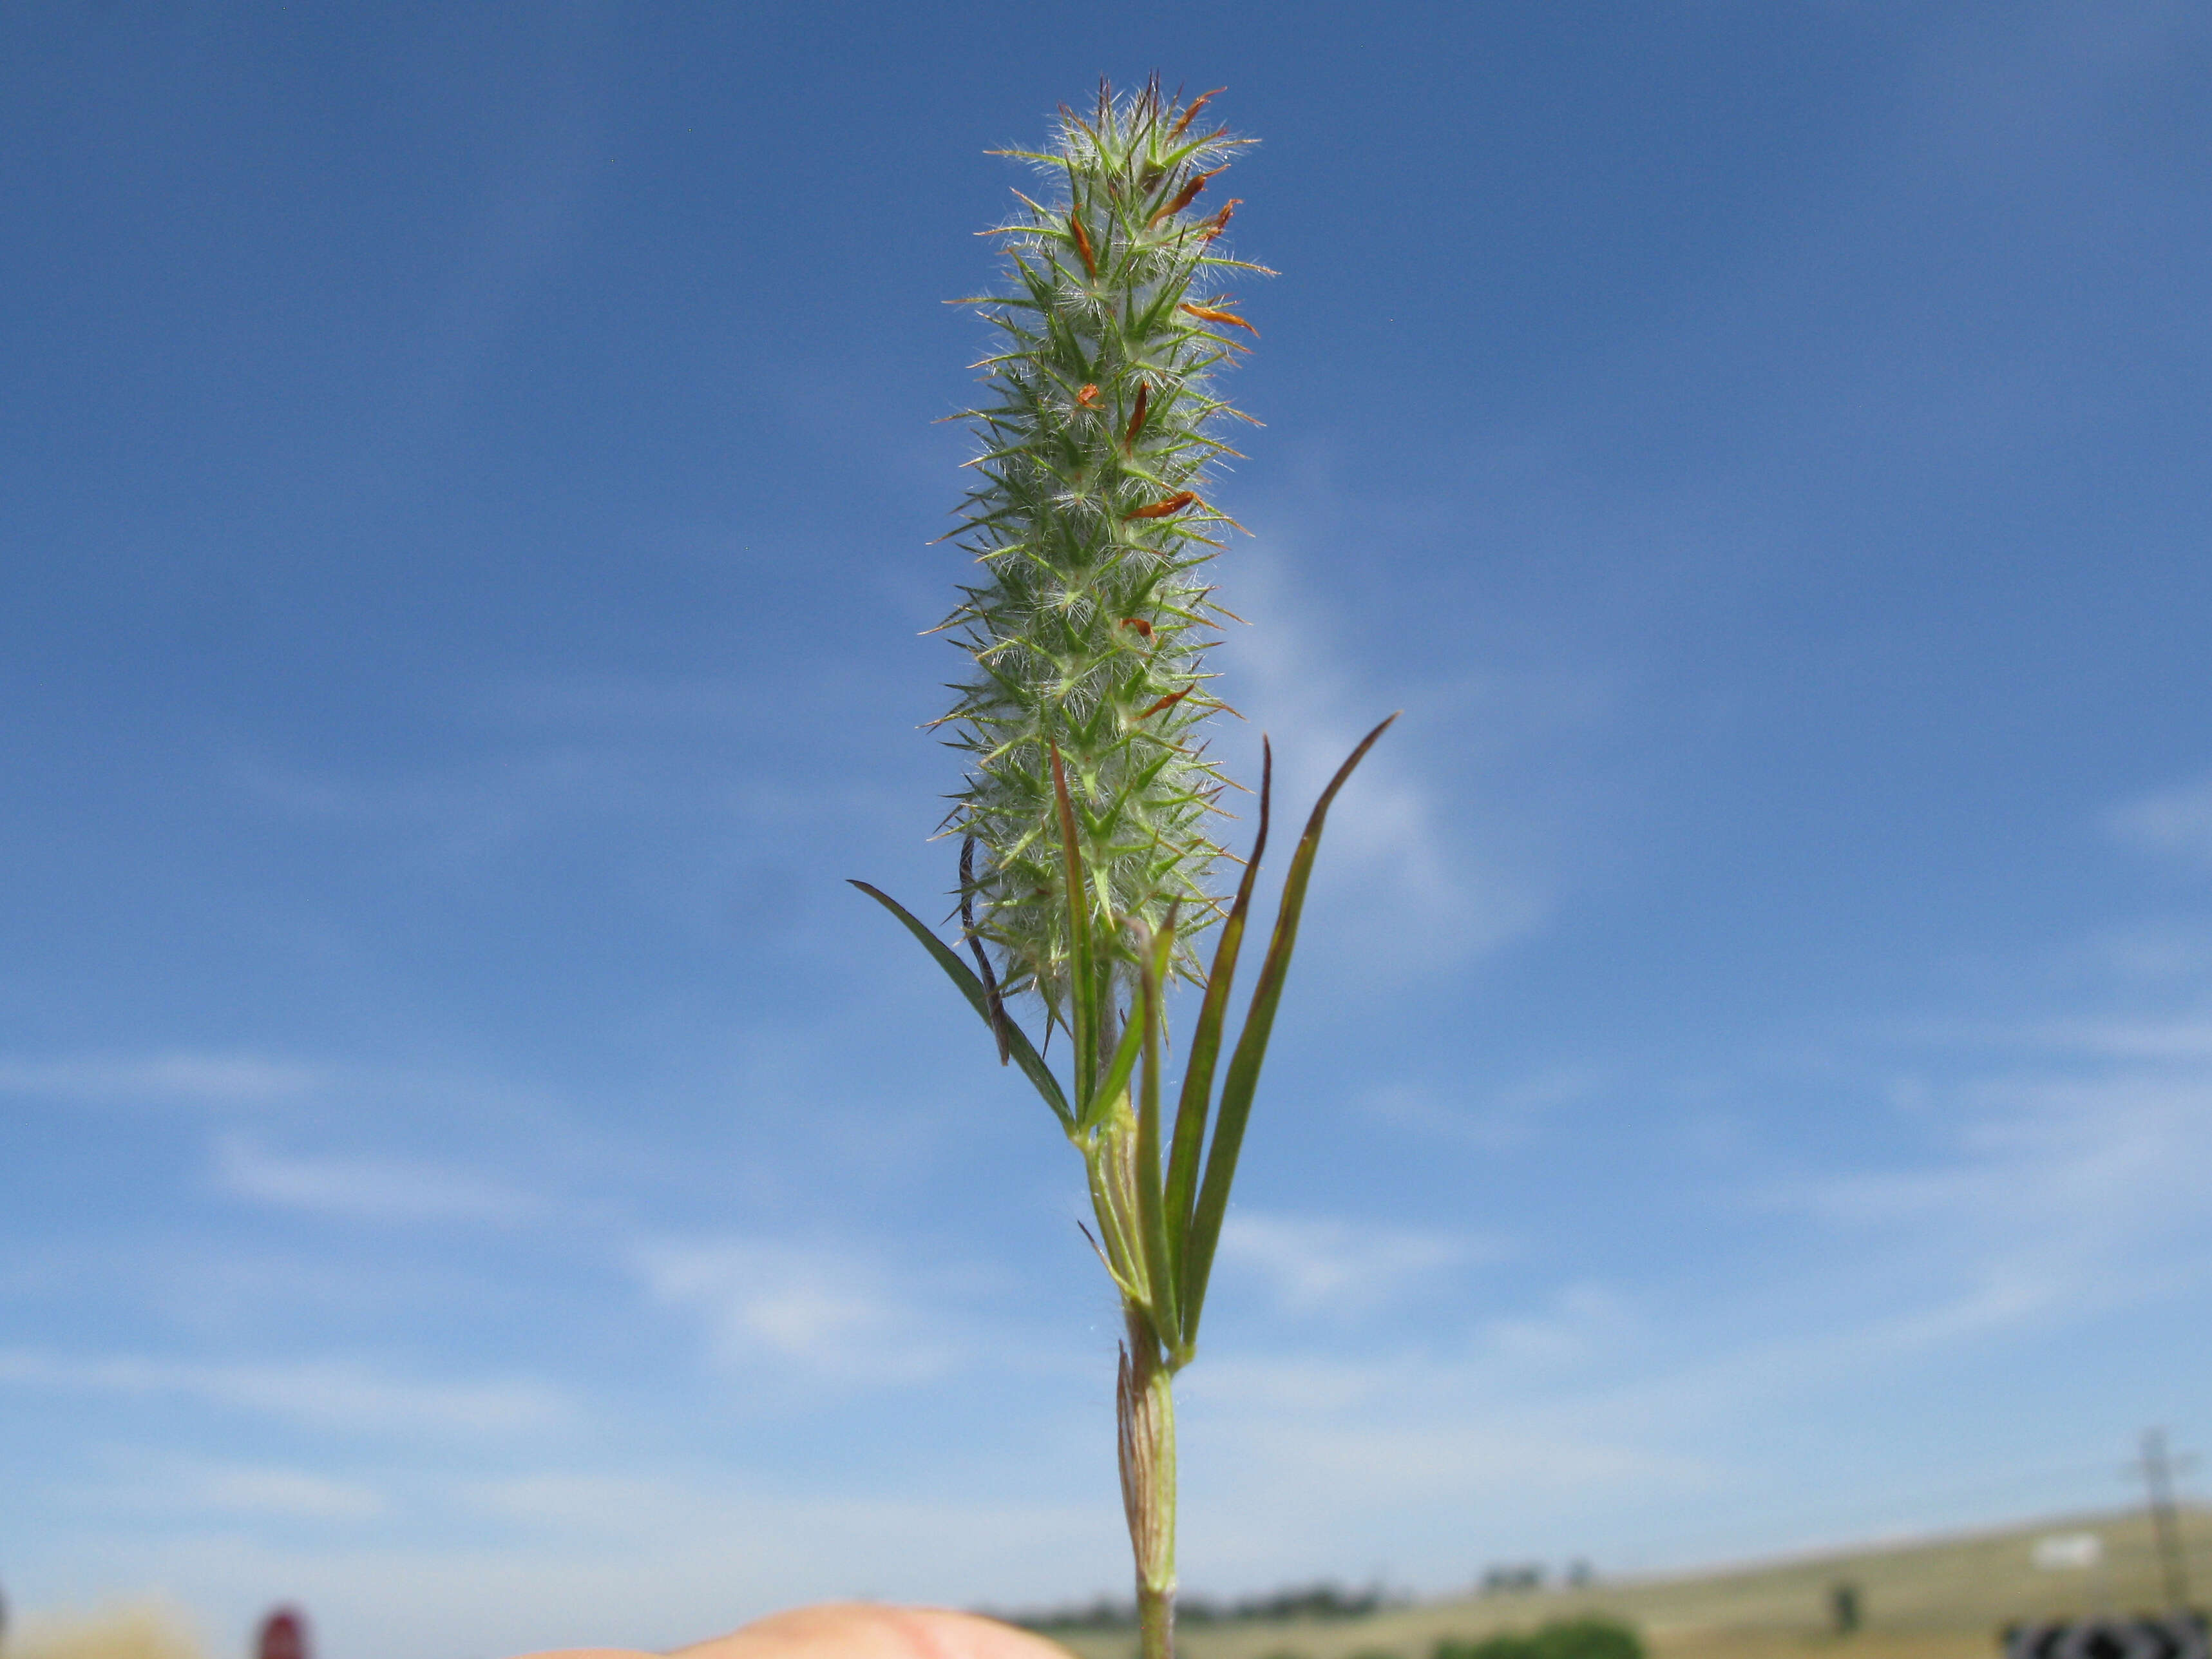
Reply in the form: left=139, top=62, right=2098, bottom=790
left=939, top=80, right=1266, bottom=1028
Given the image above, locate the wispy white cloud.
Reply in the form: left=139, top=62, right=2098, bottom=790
left=2074, top=921, right=2212, bottom=986
left=634, top=1238, right=964, bottom=1385
left=1187, top=1280, right=1640, bottom=1421
left=229, top=746, right=678, bottom=859
left=1215, top=1211, right=1498, bottom=1319
left=2107, top=771, right=2212, bottom=872
left=0, top=1350, right=572, bottom=1437
left=1479, top=1283, right=1639, bottom=1370
left=226, top=676, right=859, bottom=856
left=211, top=1133, right=540, bottom=1225
left=482, top=673, right=770, bottom=727
left=0, top=1051, right=320, bottom=1108
left=0, top=1051, right=613, bottom=1191
left=1793, top=1075, right=2211, bottom=1234
left=1215, top=545, right=1579, bottom=969
left=70, top=1454, right=391, bottom=1522
left=1203, top=1408, right=1711, bottom=1513
left=185, top=1462, right=390, bottom=1522
left=1762, top=1013, right=2212, bottom=1356
left=458, top=1470, right=707, bottom=1535
left=1174, top=1011, right=2207, bottom=1573
left=2023, top=1015, right=2212, bottom=1060
left=1363, top=1067, right=1607, bottom=1151
left=1172, top=1319, right=1713, bottom=1584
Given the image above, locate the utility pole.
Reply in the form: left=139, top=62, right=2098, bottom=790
left=2126, top=1428, right=2198, bottom=1612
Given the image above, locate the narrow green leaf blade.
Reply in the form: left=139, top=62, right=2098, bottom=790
left=1163, top=740, right=1272, bottom=1276
left=1180, top=713, right=1398, bottom=1348
left=848, top=879, right=1073, bottom=1127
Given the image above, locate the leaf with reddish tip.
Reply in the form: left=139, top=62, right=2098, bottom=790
left=1161, top=740, right=1271, bottom=1289
left=849, top=879, right=1070, bottom=1126
left=1179, top=713, right=1398, bottom=1349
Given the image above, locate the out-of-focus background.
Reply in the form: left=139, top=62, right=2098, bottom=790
left=4, top=3, right=2210, bottom=1656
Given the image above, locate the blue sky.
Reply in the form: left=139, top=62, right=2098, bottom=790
left=5, top=3, right=2211, bottom=1655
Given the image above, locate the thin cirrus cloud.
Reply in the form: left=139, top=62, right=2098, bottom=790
left=1190, top=985, right=2212, bottom=1562
left=2025, top=1015, right=2212, bottom=1061
left=1791, top=1072, right=2212, bottom=1236
left=1197, top=1405, right=1711, bottom=1516
left=211, top=1133, right=542, bottom=1226
left=0, top=1350, right=573, bottom=1437
left=229, top=673, right=851, bottom=836
left=1214, top=544, right=1567, bottom=969
left=72, top=1454, right=391, bottom=1522
left=2106, top=771, right=2212, bottom=871
left=1759, top=1024, right=2212, bottom=1347
left=1214, top=1210, right=1502, bottom=1319
left=1362, top=1067, right=1608, bottom=1151
left=0, top=1051, right=321, bottom=1109
left=633, top=1237, right=964, bottom=1385
left=1192, top=1283, right=1643, bottom=1422
left=1174, top=1313, right=1711, bottom=1580
left=227, top=746, right=713, bottom=868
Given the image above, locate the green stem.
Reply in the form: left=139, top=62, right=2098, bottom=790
left=1119, top=1302, right=1178, bottom=1659
left=1138, top=1582, right=1175, bottom=1659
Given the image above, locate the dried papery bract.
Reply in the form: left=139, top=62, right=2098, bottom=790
left=853, top=79, right=1393, bottom=1659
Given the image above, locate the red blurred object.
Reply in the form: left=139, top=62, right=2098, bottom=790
left=256, top=1606, right=309, bottom=1659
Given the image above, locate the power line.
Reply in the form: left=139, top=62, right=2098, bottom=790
left=2124, top=1428, right=2198, bottom=1613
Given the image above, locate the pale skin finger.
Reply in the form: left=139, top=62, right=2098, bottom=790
left=513, top=1600, right=1076, bottom=1659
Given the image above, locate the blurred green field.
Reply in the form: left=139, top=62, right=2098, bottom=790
left=1050, top=1508, right=2212, bottom=1659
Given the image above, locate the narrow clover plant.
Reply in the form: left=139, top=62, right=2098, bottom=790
left=853, top=79, right=1391, bottom=1659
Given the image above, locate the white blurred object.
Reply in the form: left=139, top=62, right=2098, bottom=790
left=2034, top=1533, right=2106, bottom=1571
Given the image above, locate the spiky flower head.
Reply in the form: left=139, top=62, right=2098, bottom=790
left=940, top=79, right=1266, bottom=1028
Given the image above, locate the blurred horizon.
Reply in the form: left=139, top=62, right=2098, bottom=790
left=4, top=4, right=2211, bottom=1657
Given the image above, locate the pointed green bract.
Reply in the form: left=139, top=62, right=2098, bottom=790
left=940, top=79, right=1266, bottom=1028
